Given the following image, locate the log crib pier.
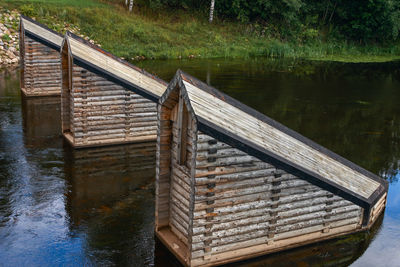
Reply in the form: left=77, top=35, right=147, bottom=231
left=155, top=70, right=388, bottom=267
left=60, top=32, right=167, bottom=148
left=19, top=16, right=63, bottom=97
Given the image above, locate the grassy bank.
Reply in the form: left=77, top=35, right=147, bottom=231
left=1, top=0, right=400, bottom=63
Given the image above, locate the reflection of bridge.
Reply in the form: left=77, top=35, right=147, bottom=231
left=64, top=142, right=155, bottom=225
left=20, top=16, right=388, bottom=267
left=21, top=96, right=62, bottom=148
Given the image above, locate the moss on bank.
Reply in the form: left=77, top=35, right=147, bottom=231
left=1, top=0, right=400, bottom=63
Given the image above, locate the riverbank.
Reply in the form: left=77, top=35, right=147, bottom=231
left=1, top=0, right=400, bottom=64
left=0, top=9, right=20, bottom=66
left=0, top=7, right=99, bottom=68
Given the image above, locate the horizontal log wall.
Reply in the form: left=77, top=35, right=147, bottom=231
left=156, top=89, right=200, bottom=265
left=156, top=87, right=180, bottom=230
left=369, top=193, right=387, bottom=225
left=22, top=36, right=61, bottom=96
left=191, top=132, right=363, bottom=266
left=169, top=103, right=195, bottom=247
left=69, top=65, right=157, bottom=147
left=156, top=104, right=173, bottom=230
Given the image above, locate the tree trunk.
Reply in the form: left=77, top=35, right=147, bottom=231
left=129, top=0, right=134, bottom=12
left=209, top=0, right=215, bottom=23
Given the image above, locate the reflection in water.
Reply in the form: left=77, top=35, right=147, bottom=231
left=0, top=68, right=77, bottom=266
left=0, top=59, right=400, bottom=266
left=64, top=142, right=156, bottom=266
left=64, top=143, right=155, bottom=225
left=21, top=96, right=62, bottom=148
left=353, top=182, right=400, bottom=267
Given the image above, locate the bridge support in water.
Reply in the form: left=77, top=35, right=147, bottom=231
left=19, top=16, right=63, bottom=97
left=60, top=32, right=167, bottom=148
left=155, top=70, right=388, bottom=267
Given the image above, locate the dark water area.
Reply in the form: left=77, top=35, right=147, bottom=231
left=0, top=58, right=400, bottom=266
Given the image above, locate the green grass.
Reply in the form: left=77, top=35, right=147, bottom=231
left=1, top=0, right=400, bottom=63
left=311, top=55, right=400, bottom=63
left=3, top=0, right=104, bottom=7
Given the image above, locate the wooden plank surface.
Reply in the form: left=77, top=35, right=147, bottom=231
left=21, top=17, right=63, bottom=47
left=68, top=37, right=166, bottom=98
left=183, top=81, right=380, bottom=199
left=156, top=227, right=190, bottom=267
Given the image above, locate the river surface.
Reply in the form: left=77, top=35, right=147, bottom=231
left=0, top=58, right=400, bottom=266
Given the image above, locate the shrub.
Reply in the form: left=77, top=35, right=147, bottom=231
left=19, top=4, right=36, bottom=17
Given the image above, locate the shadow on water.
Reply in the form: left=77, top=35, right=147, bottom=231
left=0, top=58, right=400, bottom=266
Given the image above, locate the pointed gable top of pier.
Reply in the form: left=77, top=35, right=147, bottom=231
left=160, top=69, right=388, bottom=209
left=20, top=15, right=63, bottom=50
left=62, top=32, right=167, bottom=102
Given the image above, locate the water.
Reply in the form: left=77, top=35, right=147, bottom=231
left=0, top=58, right=399, bottom=266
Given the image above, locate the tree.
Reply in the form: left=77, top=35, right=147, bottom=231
left=125, top=0, right=134, bottom=12
left=209, top=0, right=215, bottom=22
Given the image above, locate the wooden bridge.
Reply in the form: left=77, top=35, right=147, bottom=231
left=20, top=16, right=63, bottom=97
left=20, top=16, right=388, bottom=267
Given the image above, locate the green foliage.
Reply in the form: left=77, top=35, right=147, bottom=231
left=3, top=0, right=104, bottom=7
left=139, top=0, right=207, bottom=10
left=2, top=0, right=400, bottom=62
left=304, top=0, right=400, bottom=42
left=329, top=0, right=400, bottom=42
left=2, top=34, right=11, bottom=42
left=217, top=0, right=303, bottom=24
left=19, top=4, right=35, bottom=16
left=138, top=0, right=400, bottom=43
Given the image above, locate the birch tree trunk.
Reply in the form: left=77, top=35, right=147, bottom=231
left=209, top=0, right=215, bottom=23
left=129, top=0, right=134, bottom=12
